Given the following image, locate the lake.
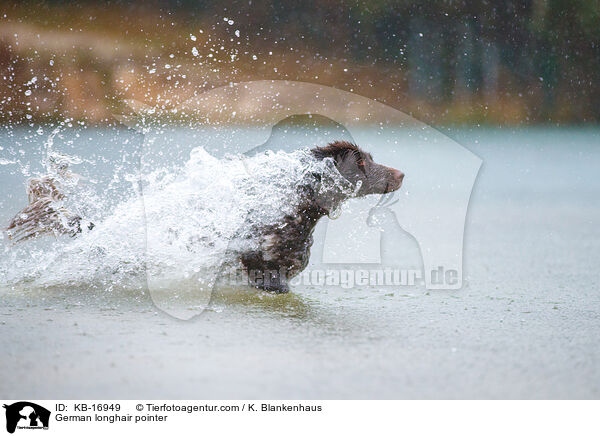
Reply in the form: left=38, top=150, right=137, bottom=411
left=0, top=125, right=599, bottom=398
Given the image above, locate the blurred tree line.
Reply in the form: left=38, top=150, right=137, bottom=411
left=1, top=0, right=599, bottom=124
left=196, top=0, right=599, bottom=122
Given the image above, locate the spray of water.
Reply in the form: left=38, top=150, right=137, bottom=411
left=1, top=139, right=350, bottom=299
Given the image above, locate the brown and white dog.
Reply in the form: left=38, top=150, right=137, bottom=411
left=6, top=141, right=403, bottom=294
left=239, top=140, right=404, bottom=293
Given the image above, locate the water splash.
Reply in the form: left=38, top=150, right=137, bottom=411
left=1, top=141, right=348, bottom=302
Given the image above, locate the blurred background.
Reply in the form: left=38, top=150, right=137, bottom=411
left=1, top=0, right=599, bottom=126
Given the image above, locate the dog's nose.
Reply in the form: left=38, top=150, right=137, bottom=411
left=392, top=168, right=404, bottom=184
left=384, top=167, right=404, bottom=192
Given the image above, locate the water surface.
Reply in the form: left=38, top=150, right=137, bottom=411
left=1, top=126, right=599, bottom=398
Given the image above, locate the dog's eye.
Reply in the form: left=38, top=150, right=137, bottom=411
left=357, top=159, right=365, bottom=167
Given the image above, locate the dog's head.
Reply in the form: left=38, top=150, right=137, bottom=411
left=311, top=141, right=404, bottom=196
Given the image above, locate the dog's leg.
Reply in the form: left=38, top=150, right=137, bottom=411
left=248, top=268, right=290, bottom=294
left=261, top=268, right=290, bottom=294
left=241, top=253, right=290, bottom=293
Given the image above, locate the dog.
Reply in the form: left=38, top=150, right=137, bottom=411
left=239, top=140, right=404, bottom=293
left=5, top=141, right=403, bottom=294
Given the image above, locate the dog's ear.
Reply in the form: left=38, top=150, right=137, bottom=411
left=311, top=141, right=359, bottom=161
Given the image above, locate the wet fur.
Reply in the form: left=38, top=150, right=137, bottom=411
left=6, top=175, right=91, bottom=242
left=240, top=141, right=403, bottom=293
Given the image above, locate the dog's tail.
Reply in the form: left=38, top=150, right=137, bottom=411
left=5, top=177, right=94, bottom=243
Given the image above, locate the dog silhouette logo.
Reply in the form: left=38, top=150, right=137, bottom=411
left=119, top=80, right=481, bottom=319
left=3, top=402, right=50, bottom=433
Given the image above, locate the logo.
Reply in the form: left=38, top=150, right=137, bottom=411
left=3, top=402, right=50, bottom=434
left=118, top=80, right=481, bottom=319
